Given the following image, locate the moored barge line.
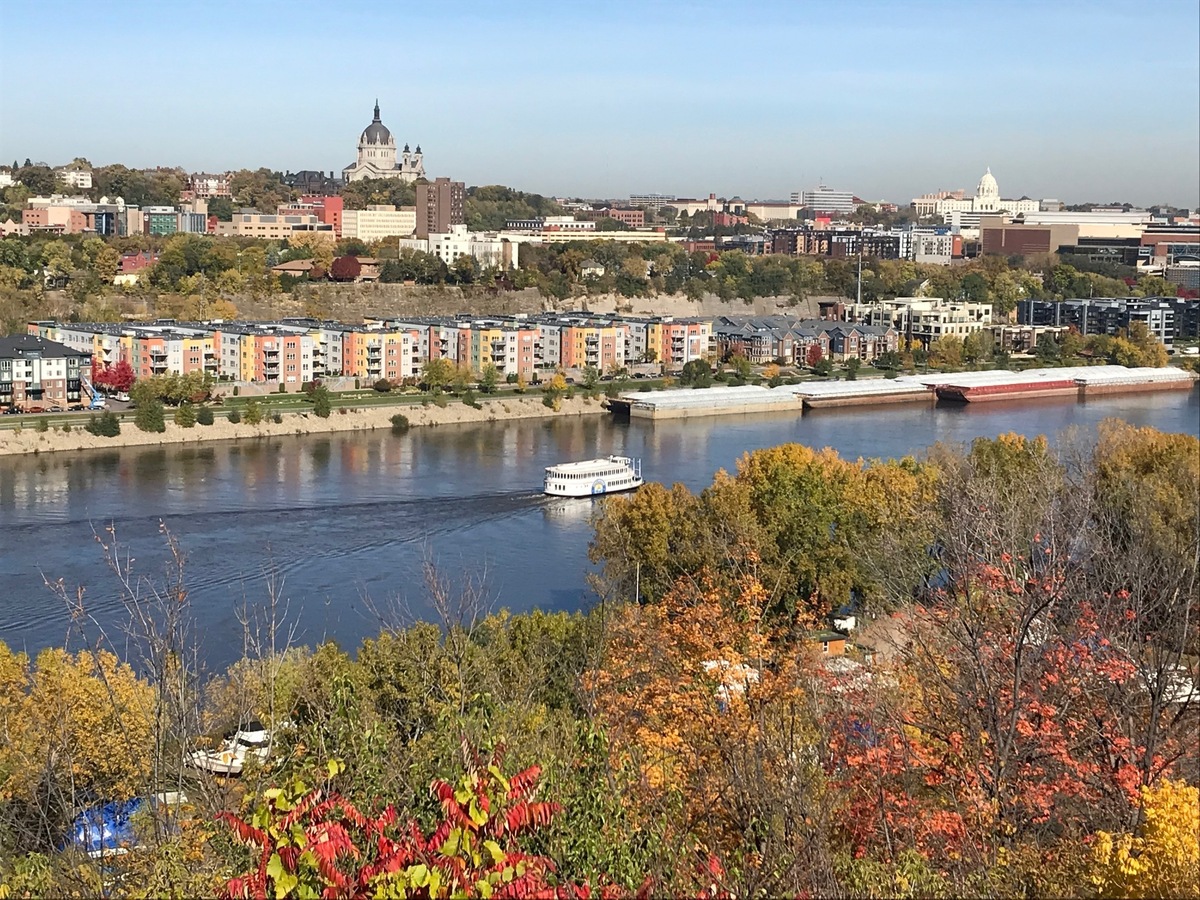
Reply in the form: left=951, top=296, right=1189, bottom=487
left=604, top=366, right=1197, bottom=418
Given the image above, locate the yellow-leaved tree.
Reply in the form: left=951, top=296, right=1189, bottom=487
left=1091, top=779, right=1200, bottom=898
left=0, top=644, right=154, bottom=805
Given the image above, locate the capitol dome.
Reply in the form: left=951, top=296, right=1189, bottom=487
left=976, top=167, right=1000, bottom=199
left=359, top=100, right=393, bottom=146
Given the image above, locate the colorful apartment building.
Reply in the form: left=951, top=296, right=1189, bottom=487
left=215, top=326, right=314, bottom=385
left=456, top=323, right=538, bottom=379
left=1, top=335, right=90, bottom=411
left=30, top=321, right=216, bottom=378
left=647, top=318, right=713, bottom=369
left=339, top=327, right=421, bottom=382
left=127, top=331, right=215, bottom=379
left=559, top=322, right=626, bottom=372
left=24, top=310, right=723, bottom=386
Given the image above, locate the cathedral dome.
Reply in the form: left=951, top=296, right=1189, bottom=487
left=360, top=101, right=393, bottom=146
left=976, top=167, right=1000, bottom=199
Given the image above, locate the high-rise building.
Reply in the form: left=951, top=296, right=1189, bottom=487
left=628, top=193, right=676, bottom=210
left=792, top=185, right=858, bottom=215
left=416, top=177, right=465, bottom=239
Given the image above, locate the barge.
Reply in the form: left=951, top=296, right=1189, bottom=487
left=783, top=378, right=936, bottom=409
left=935, top=365, right=1197, bottom=403
left=603, top=366, right=1196, bottom=418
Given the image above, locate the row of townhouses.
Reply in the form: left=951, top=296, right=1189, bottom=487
left=24, top=313, right=717, bottom=387
left=19, top=299, right=967, bottom=399
left=11, top=296, right=1197, bottom=410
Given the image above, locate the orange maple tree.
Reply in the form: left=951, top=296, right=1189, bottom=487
left=589, top=567, right=829, bottom=892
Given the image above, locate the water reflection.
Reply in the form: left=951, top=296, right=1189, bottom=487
left=0, top=388, right=1195, bottom=668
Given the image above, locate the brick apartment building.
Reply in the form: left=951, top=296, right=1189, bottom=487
left=416, top=177, right=465, bottom=239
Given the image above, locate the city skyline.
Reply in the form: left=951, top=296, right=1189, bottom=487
left=2, top=0, right=1198, bottom=207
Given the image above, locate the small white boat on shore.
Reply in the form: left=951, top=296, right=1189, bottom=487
left=544, top=455, right=643, bottom=498
left=189, top=721, right=271, bottom=776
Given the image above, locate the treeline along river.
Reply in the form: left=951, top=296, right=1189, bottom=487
left=1, top=389, right=1197, bottom=672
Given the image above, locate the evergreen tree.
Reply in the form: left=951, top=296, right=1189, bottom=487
left=174, top=403, right=197, bottom=428
left=134, top=400, right=166, bottom=433
left=312, top=386, right=332, bottom=418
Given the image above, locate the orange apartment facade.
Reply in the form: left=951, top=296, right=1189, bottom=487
left=456, top=324, right=538, bottom=379
left=214, top=327, right=314, bottom=385
left=559, top=323, right=627, bottom=372
left=339, top=328, right=422, bottom=382
left=652, top=318, right=713, bottom=369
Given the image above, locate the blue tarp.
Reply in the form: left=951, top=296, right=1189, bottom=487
left=68, top=799, right=145, bottom=856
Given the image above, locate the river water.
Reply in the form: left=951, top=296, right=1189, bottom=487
left=1, top=389, right=1196, bottom=670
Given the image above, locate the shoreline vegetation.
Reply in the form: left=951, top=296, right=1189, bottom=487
left=0, top=423, right=1195, bottom=897
left=0, top=394, right=608, bottom=457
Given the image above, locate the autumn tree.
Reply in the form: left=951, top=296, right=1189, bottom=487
left=591, top=444, right=935, bottom=622
left=541, top=372, right=568, bottom=410
left=220, top=749, right=586, bottom=900
left=727, top=353, right=752, bottom=382
left=838, top=430, right=1200, bottom=892
left=590, top=571, right=835, bottom=896
left=1090, top=779, right=1200, bottom=898
left=228, top=167, right=295, bottom=212
left=422, top=358, right=455, bottom=393
left=0, top=645, right=154, bottom=853
left=286, top=231, right=335, bottom=270
left=329, top=255, right=362, bottom=282
left=92, top=359, right=135, bottom=393
left=478, top=363, right=500, bottom=394
left=930, top=333, right=964, bottom=369
left=1107, top=322, right=1168, bottom=367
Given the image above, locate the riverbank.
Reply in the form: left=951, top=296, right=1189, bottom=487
left=0, top=395, right=608, bottom=457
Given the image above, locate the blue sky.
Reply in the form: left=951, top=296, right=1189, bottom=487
left=2, top=0, right=1198, bottom=205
